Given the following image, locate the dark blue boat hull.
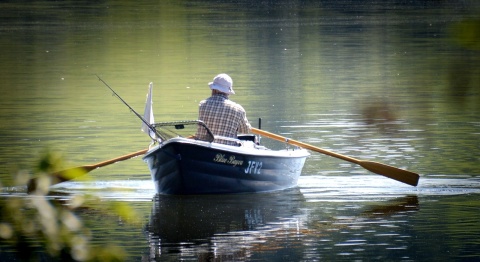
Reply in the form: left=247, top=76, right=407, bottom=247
left=143, top=138, right=309, bottom=195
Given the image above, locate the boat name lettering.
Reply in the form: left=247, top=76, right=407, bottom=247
left=213, top=154, right=243, bottom=167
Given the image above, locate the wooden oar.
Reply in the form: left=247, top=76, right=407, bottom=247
left=251, top=127, right=419, bottom=186
left=27, top=149, right=148, bottom=193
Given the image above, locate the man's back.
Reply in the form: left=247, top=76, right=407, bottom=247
left=196, top=93, right=250, bottom=145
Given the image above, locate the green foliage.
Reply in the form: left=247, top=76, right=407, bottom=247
left=0, top=150, right=138, bottom=261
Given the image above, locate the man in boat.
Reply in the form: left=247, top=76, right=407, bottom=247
left=196, top=73, right=251, bottom=146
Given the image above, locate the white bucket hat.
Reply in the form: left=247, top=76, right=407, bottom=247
left=208, top=73, right=235, bottom=95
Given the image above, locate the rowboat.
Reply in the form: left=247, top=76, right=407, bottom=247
left=142, top=121, right=310, bottom=194
left=25, top=78, right=418, bottom=194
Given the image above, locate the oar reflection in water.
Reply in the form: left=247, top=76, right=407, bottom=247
left=145, top=190, right=419, bottom=260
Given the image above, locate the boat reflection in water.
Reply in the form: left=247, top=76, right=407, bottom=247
left=145, top=188, right=419, bottom=261
left=145, top=188, right=306, bottom=260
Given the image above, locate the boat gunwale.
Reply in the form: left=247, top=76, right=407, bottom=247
left=143, top=137, right=310, bottom=159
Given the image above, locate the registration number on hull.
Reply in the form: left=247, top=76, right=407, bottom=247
left=245, top=161, right=263, bottom=175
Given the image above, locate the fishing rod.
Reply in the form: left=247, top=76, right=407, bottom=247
left=95, top=74, right=161, bottom=140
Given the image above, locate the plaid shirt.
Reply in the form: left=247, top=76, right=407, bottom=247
left=196, top=93, right=251, bottom=145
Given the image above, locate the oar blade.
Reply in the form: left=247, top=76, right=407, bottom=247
left=359, top=160, right=419, bottom=186
left=27, top=149, right=148, bottom=194
left=52, top=165, right=96, bottom=183
left=27, top=165, right=95, bottom=193
left=252, top=127, right=420, bottom=186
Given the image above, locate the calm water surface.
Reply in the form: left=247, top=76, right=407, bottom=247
left=1, top=0, right=479, bottom=261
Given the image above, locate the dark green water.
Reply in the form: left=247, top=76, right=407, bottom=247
left=1, top=0, right=479, bottom=261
